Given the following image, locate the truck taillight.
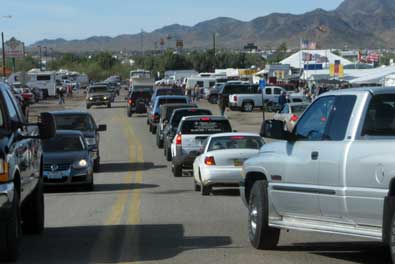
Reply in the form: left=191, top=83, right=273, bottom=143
left=0, top=159, right=9, bottom=182
left=204, top=156, right=216, bottom=166
left=290, top=115, right=298, bottom=122
left=233, top=95, right=237, bottom=102
left=176, top=134, right=182, bottom=145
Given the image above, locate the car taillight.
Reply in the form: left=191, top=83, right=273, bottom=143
left=204, top=156, right=216, bottom=166
left=290, top=115, right=298, bottom=122
left=233, top=95, right=237, bottom=102
left=200, top=117, right=211, bottom=121
left=176, top=134, right=182, bottom=145
left=128, top=99, right=134, bottom=105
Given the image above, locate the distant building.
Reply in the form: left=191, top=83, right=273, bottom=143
left=244, top=43, right=258, bottom=52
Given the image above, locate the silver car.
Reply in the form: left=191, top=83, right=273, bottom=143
left=272, top=102, right=309, bottom=131
left=193, top=133, right=264, bottom=195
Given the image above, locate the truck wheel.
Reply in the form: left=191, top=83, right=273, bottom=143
left=243, top=102, right=254, bottom=112
left=86, top=104, right=91, bottom=109
left=172, top=164, right=182, bottom=177
left=0, top=191, right=21, bottom=261
left=389, top=209, right=395, bottom=263
left=201, top=184, right=211, bottom=196
left=248, top=180, right=280, bottom=249
left=93, top=158, right=100, bottom=172
left=156, top=132, right=163, bottom=148
left=127, top=110, right=132, bottom=117
left=194, top=180, right=201, bottom=192
left=107, top=103, right=111, bottom=108
left=21, top=178, right=44, bottom=235
left=151, top=126, right=156, bottom=135
left=149, top=124, right=153, bottom=133
left=166, top=147, right=172, bottom=161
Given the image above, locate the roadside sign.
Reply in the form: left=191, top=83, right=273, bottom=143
left=259, top=79, right=266, bottom=91
left=5, top=37, right=24, bottom=58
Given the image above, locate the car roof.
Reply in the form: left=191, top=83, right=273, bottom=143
left=181, top=115, right=228, bottom=121
left=320, top=87, right=395, bottom=97
left=49, top=110, right=91, bottom=116
left=209, top=132, right=261, bottom=138
left=54, top=130, right=84, bottom=136
left=287, top=102, right=310, bottom=106
left=155, top=95, right=188, bottom=100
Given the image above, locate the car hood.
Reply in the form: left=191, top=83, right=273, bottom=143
left=43, top=151, right=89, bottom=164
left=81, top=131, right=95, bottom=138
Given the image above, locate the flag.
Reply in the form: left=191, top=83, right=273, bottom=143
left=300, top=40, right=317, bottom=50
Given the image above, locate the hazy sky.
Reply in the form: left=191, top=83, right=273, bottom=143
left=2, top=0, right=344, bottom=44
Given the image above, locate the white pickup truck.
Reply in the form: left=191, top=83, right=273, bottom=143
left=228, top=86, right=307, bottom=112
left=240, top=87, right=395, bottom=262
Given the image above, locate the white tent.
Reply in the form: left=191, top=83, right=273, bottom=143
left=280, top=50, right=352, bottom=69
left=349, top=65, right=395, bottom=84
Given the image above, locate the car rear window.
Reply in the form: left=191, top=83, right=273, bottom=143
left=181, top=119, right=231, bottom=134
left=158, top=98, right=188, bottom=107
left=131, top=91, right=152, bottom=99
left=157, top=89, right=183, bottom=96
left=43, top=135, right=85, bottom=152
left=54, top=114, right=95, bottom=131
left=171, top=109, right=212, bottom=126
left=222, top=85, right=257, bottom=94
left=208, top=136, right=264, bottom=151
left=291, top=105, right=308, bottom=114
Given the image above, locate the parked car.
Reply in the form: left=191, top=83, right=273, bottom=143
left=164, top=108, right=213, bottom=161
left=147, top=96, right=190, bottom=134
left=218, top=83, right=257, bottom=109
left=241, top=87, right=395, bottom=261
left=50, top=111, right=107, bottom=172
left=42, top=130, right=94, bottom=190
left=193, top=133, right=264, bottom=195
left=0, top=82, right=55, bottom=261
left=86, top=84, right=112, bottom=109
left=272, top=102, right=310, bottom=131
left=205, top=83, right=224, bottom=104
left=156, top=103, right=198, bottom=148
left=126, top=89, right=153, bottom=117
left=171, top=115, right=232, bottom=177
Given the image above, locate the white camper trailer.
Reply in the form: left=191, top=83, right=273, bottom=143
left=27, top=70, right=57, bottom=97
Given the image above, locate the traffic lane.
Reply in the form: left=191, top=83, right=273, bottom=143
left=129, top=107, right=391, bottom=264
left=17, top=98, right=156, bottom=263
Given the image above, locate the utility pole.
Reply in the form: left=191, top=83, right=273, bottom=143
left=213, top=33, right=216, bottom=70
left=38, top=45, right=42, bottom=71
left=140, top=29, right=144, bottom=56
left=43, top=46, right=47, bottom=70
left=1, top=32, right=5, bottom=77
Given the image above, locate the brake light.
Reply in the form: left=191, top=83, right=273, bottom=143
left=200, top=117, right=211, bottom=121
left=128, top=99, right=134, bottom=105
left=204, top=156, right=216, bottom=166
left=233, top=95, right=237, bottom=102
left=230, top=136, right=245, bottom=140
left=189, top=109, right=197, bottom=112
left=176, top=134, right=182, bottom=145
left=0, top=160, right=9, bottom=182
left=290, top=115, right=298, bottom=122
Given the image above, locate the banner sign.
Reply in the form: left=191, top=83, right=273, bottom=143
left=5, top=37, right=24, bottom=58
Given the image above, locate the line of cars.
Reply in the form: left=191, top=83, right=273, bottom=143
left=127, top=86, right=264, bottom=196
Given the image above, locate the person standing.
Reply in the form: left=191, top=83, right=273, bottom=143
left=278, top=91, right=287, bottom=109
left=194, top=83, right=200, bottom=102
left=58, top=87, right=65, bottom=104
left=218, top=93, right=226, bottom=116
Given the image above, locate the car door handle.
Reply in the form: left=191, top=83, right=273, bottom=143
left=311, top=151, right=319, bottom=160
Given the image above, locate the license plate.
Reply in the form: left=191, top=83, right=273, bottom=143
left=47, top=171, right=65, bottom=179
left=234, top=160, right=243, bottom=167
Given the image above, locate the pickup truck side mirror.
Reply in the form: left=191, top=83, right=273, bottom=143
left=97, top=124, right=107, bottom=132
left=39, top=113, right=56, bottom=139
left=261, top=119, right=295, bottom=141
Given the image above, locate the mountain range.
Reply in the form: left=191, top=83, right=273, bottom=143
left=32, top=0, right=395, bottom=53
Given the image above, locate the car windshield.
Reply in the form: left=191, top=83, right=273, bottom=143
left=54, top=114, right=95, bottom=131
left=291, top=105, right=309, bottom=114
left=181, top=119, right=231, bottom=134
left=171, top=109, right=212, bottom=126
left=43, top=135, right=85, bottom=152
left=89, top=86, right=107, bottom=93
left=208, top=136, right=263, bottom=151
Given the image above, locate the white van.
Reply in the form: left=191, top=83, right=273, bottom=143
left=27, top=71, right=57, bottom=97
left=186, top=77, right=216, bottom=97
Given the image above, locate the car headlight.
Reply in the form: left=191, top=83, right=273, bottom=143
left=89, top=97, right=93, bottom=101
left=72, top=159, right=88, bottom=169
left=103, top=96, right=108, bottom=100
left=85, top=137, right=96, bottom=146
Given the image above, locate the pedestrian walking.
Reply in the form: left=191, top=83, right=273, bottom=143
left=278, top=91, right=287, bottom=109
left=194, top=83, right=200, bottom=102
left=218, top=94, right=226, bottom=116
left=58, top=87, right=65, bottom=104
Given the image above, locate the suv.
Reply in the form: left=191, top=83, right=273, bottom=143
left=50, top=111, right=107, bottom=172
left=86, top=84, right=112, bottom=109
left=171, top=116, right=232, bottom=177
left=156, top=103, right=197, bottom=148
left=0, top=82, right=55, bottom=261
left=164, top=108, right=213, bottom=161
left=126, top=89, right=153, bottom=117
left=147, top=96, right=190, bottom=134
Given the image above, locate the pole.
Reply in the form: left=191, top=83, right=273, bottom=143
left=1, top=32, right=5, bottom=77
left=213, top=33, right=216, bottom=70
left=38, top=46, right=42, bottom=71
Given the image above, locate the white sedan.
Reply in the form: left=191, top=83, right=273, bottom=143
left=193, top=133, right=264, bottom=196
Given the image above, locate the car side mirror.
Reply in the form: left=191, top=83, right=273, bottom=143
left=97, top=124, right=107, bottom=132
left=39, top=112, right=56, bottom=139
left=261, top=119, right=295, bottom=141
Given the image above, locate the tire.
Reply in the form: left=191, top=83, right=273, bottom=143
left=107, top=103, right=111, bottom=108
left=151, top=126, right=156, bottom=135
left=201, top=185, right=211, bottom=196
left=86, top=104, right=91, bottom=109
left=84, top=180, right=94, bottom=191
left=172, top=164, right=182, bottom=177
left=21, top=178, right=44, bottom=235
left=166, top=147, right=172, bottom=161
left=243, top=102, right=254, bottom=112
left=156, top=131, right=163, bottom=148
left=209, top=95, right=218, bottom=104
left=194, top=180, right=201, bottom=192
left=127, top=110, right=132, bottom=117
left=149, top=124, right=153, bottom=133
left=248, top=180, right=280, bottom=249
left=0, top=190, right=21, bottom=262
left=390, top=210, right=395, bottom=263
left=93, top=158, right=100, bottom=172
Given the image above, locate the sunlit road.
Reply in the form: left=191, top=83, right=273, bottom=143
left=17, top=93, right=391, bottom=263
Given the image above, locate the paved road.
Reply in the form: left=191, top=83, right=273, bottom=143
left=18, top=93, right=391, bottom=264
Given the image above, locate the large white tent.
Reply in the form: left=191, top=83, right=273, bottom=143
left=280, top=50, right=352, bottom=69
left=349, top=65, right=395, bottom=84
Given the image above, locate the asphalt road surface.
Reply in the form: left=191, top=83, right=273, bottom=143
left=17, top=93, right=391, bottom=264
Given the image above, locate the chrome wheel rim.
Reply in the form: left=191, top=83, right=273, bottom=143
left=249, top=198, right=258, bottom=236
